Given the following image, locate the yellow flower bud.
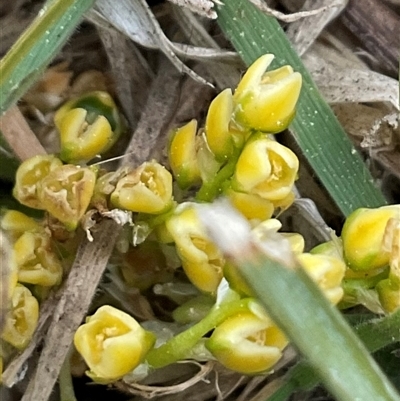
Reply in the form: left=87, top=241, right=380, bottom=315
left=111, top=161, right=173, bottom=214
left=1, top=284, right=39, bottom=349
left=74, top=305, right=156, bottom=382
left=298, top=253, right=346, bottom=304
left=1, top=210, right=42, bottom=240
left=376, top=217, right=400, bottom=312
left=342, top=205, right=400, bottom=271
left=206, top=305, right=287, bottom=374
left=38, top=164, right=96, bottom=230
left=233, top=54, right=302, bottom=133
left=55, top=91, right=123, bottom=163
left=205, top=89, right=235, bottom=161
left=13, top=231, right=63, bottom=286
left=166, top=206, right=224, bottom=293
left=13, top=155, right=63, bottom=209
left=168, top=120, right=201, bottom=189
left=233, top=137, right=299, bottom=202
left=226, top=189, right=274, bottom=221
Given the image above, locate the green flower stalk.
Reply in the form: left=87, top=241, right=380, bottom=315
left=1, top=284, right=39, bottom=350
left=168, top=119, right=201, bottom=189
left=166, top=205, right=225, bottom=293
left=233, top=54, right=302, bottom=133
left=111, top=161, right=173, bottom=214
left=38, top=164, right=97, bottom=230
left=74, top=305, right=156, bottom=383
left=206, top=308, right=288, bottom=374
left=55, top=91, right=123, bottom=163
left=341, top=205, right=400, bottom=271
left=233, top=136, right=299, bottom=203
left=13, top=155, right=63, bottom=209
left=13, top=230, right=63, bottom=286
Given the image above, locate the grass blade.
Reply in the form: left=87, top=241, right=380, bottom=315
left=0, top=0, right=96, bottom=115
left=216, top=0, right=386, bottom=216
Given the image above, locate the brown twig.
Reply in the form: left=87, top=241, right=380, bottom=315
left=0, top=105, right=46, bottom=160
left=20, top=56, right=183, bottom=401
left=340, top=0, right=400, bottom=77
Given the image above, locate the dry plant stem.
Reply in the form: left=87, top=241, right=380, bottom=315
left=20, top=58, right=183, bottom=401
left=340, top=0, right=400, bottom=77
left=0, top=105, right=46, bottom=160
left=115, top=361, right=214, bottom=398
left=285, top=0, right=347, bottom=56
left=122, top=57, right=182, bottom=167
left=22, top=219, right=120, bottom=401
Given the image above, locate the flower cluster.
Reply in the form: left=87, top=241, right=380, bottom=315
left=7, top=53, right=397, bottom=386
left=312, top=205, right=400, bottom=313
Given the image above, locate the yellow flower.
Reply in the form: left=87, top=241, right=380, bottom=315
left=298, top=253, right=346, bottom=305
left=342, top=205, right=400, bottom=271
left=1, top=210, right=42, bottom=241
left=226, top=189, right=274, bottom=221
left=37, top=164, right=97, bottom=230
left=13, top=231, right=63, bottom=286
left=233, top=137, right=299, bottom=202
left=1, top=284, right=39, bottom=350
left=13, top=155, right=63, bottom=209
left=166, top=205, right=224, bottom=293
left=206, top=303, right=287, bottom=374
left=168, top=120, right=201, bottom=189
left=74, top=305, right=155, bottom=382
left=55, top=91, right=123, bottom=163
left=376, top=217, right=400, bottom=312
left=111, top=161, right=173, bottom=214
left=233, top=54, right=302, bottom=133
left=205, top=88, right=235, bottom=161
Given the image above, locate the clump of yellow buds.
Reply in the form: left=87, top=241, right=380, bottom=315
left=13, top=155, right=63, bottom=209
left=341, top=205, right=400, bottom=271
left=233, top=136, right=299, bottom=204
left=38, top=164, right=97, bottom=230
left=168, top=120, right=201, bottom=189
left=206, top=302, right=287, bottom=374
left=298, top=253, right=346, bottom=305
left=1, top=284, right=39, bottom=350
left=166, top=205, right=224, bottom=293
left=233, top=54, right=302, bottom=133
left=55, top=91, right=123, bottom=163
left=13, top=230, right=63, bottom=286
left=111, top=161, right=173, bottom=214
left=74, top=305, right=156, bottom=382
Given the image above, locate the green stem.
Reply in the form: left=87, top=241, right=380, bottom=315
left=196, top=150, right=240, bottom=202
left=145, top=297, right=252, bottom=368
left=59, top=347, right=77, bottom=401
left=0, top=0, right=96, bottom=115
